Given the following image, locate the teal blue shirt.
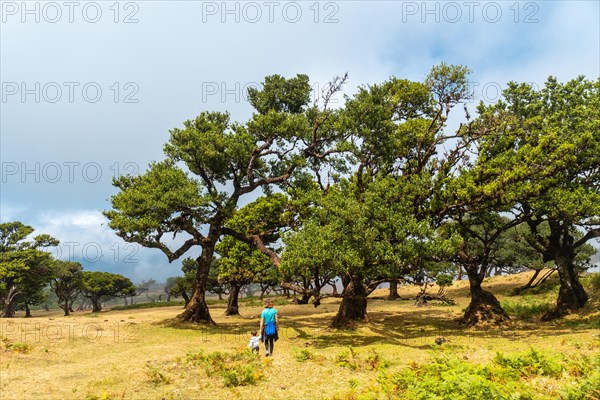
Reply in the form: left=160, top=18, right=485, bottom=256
left=261, top=308, right=277, bottom=324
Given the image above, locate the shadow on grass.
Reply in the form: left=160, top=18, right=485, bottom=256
left=150, top=292, right=599, bottom=351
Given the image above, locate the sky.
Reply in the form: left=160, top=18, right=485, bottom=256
left=1, top=0, right=599, bottom=282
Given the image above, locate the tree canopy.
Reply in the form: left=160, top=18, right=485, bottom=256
left=104, top=69, right=599, bottom=326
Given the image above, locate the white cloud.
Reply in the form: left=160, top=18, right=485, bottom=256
left=1, top=0, right=598, bottom=281
left=30, top=209, right=187, bottom=283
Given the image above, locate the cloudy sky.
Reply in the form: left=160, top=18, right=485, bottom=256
left=1, top=1, right=599, bottom=282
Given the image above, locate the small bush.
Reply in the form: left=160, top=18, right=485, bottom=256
left=295, top=349, right=316, bottom=362
left=364, top=349, right=384, bottom=370
left=2, top=338, right=31, bottom=354
left=143, top=362, right=172, bottom=385
left=222, top=364, right=263, bottom=387
left=185, top=349, right=267, bottom=387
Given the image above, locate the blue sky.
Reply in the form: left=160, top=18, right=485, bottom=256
left=1, top=1, right=599, bottom=282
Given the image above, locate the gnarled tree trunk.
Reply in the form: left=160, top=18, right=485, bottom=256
left=296, top=292, right=311, bottom=304
left=332, top=274, right=368, bottom=328
left=542, top=255, right=588, bottom=321
left=225, top=284, right=241, bottom=316
left=1, top=285, right=19, bottom=318
left=177, top=248, right=215, bottom=324
left=460, top=266, right=509, bottom=325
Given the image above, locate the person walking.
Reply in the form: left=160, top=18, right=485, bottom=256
left=260, top=299, right=279, bottom=357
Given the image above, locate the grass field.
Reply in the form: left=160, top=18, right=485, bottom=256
left=1, top=271, right=599, bottom=400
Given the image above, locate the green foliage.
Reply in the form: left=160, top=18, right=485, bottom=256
left=166, top=258, right=199, bottom=302
left=500, top=299, right=552, bottom=320
left=216, top=236, right=272, bottom=287
left=103, top=67, right=598, bottom=328
left=559, top=355, right=600, bottom=400
left=104, top=73, right=344, bottom=322
left=81, top=271, right=136, bottom=311
left=380, top=356, right=527, bottom=399
left=581, top=272, right=600, bottom=292
left=370, top=347, right=600, bottom=400
left=435, top=274, right=454, bottom=288
left=247, top=74, right=311, bottom=114
left=464, top=77, right=600, bottom=317
left=493, top=348, right=564, bottom=378
left=0, top=221, right=59, bottom=316
left=185, top=349, right=267, bottom=387
left=378, top=348, right=574, bottom=399
left=50, top=260, right=83, bottom=314
left=81, top=271, right=135, bottom=298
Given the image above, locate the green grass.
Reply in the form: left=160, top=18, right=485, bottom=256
left=2, top=271, right=599, bottom=400
left=500, top=298, right=552, bottom=320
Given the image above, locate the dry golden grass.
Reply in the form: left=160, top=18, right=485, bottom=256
left=1, top=271, right=598, bottom=400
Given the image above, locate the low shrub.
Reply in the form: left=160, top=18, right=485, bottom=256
left=559, top=357, right=600, bottom=399
left=374, top=347, right=596, bottom=400
left=1, top=338, right=31, bottom=354
left=295, top=348, right=317, bottom=362
left=493, top=347, right=563, bottom=378
left=185, top=349, right=267, bottom=387
left=379, top=353, right=536, bottom=400
left=143, top=362, right=172, bottom=385
left=500, top=299, right=552, bottom=320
